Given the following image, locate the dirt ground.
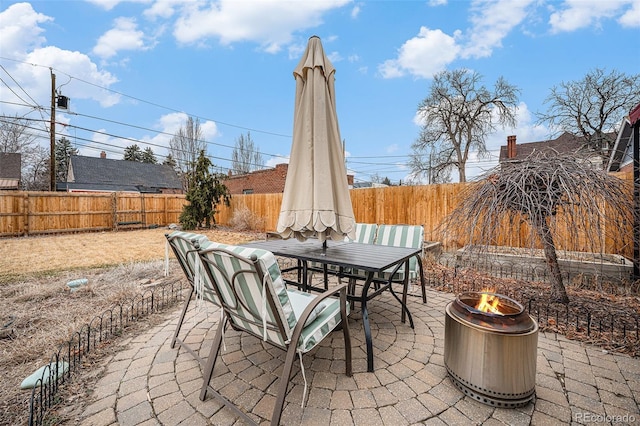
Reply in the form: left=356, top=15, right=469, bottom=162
left=0, top=227, right=264, bottom=426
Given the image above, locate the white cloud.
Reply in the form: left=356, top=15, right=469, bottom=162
left=386, top=144, right=399, bottom=154
left=378, top=0, right=535, bottom=79
left=23, top=46, right=120, bottom=107
left=172, top=0, right=351, bottom=52
left=378, top=27, right=460, bottom=79
left=0, top=3, right=119, bottom=116
left=549, top=0, right=638, bottom=32
left=462, top=0, right=535, bottom=59
left=93, top=17, right=151, bottom=59
left=428, top=0, right=447, bottom=6
left=143, top=0, right=185, bottom=20
left=327, top=51, right=342, bottom=63
left=266, top=155, right=289, bottom=168
left=351, top=4, right=361, bottom=18
left=85, top=0, right=152, bottom=11
left=0, top=3, right=52, bottom=59
left=619, top=0, right=640, bottom=26
left=76, top=128, right=124, bottom=157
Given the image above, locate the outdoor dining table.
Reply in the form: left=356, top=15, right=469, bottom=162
left=241, top=238, right=424, bottom=372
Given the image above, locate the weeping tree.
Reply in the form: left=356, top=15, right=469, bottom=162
left=442, top=151, right=634, bottom=303
left=179, top=150, right=230, bottom=230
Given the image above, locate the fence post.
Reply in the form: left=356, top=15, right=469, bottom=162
left=111, top=192, right=117, bottom=231
left=23, top=193, right=29, bottom=236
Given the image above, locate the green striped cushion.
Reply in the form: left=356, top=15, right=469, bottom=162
left=203, top=242, right=296, bottom=344
left=375, top=225, right=424, bottom=280
left=166, top=231, right=218, bottom=304
left=292, top=289, right=348, bottom=353
left=354, top=223, right=378, bottom=244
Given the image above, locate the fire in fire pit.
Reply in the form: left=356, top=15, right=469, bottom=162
left=444, top=291, right=538, bottom=408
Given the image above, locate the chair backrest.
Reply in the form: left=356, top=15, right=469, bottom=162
left=197, top=242, right=297, bottom=349
left=166, top=231, right=218, bottom=304
left=353, top=223, right=378, bottom=244
left=375, top=224, right=424, bottom=276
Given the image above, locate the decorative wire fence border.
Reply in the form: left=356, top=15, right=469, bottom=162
left=428, top=256, right=640, bottom=355
left=27, top=280, right=187, bottom=426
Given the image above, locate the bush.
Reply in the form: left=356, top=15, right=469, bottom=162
left=229, top=207, right=265, bottom=231
left=179, top=204, right=199, bottom=230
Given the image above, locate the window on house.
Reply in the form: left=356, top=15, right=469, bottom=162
left=243, top=189, right=254, bottom=194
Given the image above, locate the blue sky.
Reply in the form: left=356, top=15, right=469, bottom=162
left=1, top=0, right=639, bottom=184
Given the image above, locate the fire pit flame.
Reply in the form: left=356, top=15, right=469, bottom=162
left=476, top=291, right=503, bottom=315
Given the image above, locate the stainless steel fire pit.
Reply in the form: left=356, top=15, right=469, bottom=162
left=444, top=291, right=538, bottom=408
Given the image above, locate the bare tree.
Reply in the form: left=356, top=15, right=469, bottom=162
left=231, top=131, right=263, bottom=174
left=1, top=115, right=46, bottom=188
left=411, top=69, right=519, bottom=182
left=536, top=68, right=640, bottom=155
left=442, top=152, right=634, bottom=303
left=408, top=143, right=453, bottom=184
left=0, top=115, right=38, bottom=154
left=169, top=116, right=206, bottom=189
left=22, top=145, right=50, bottom=190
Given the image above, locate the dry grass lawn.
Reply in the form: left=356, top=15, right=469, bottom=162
left=0, top=227, right=264, bottom=426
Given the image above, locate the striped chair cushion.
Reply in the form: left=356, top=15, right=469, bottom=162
left=202, top=242, right=347, bottom=353
left=374, top=224, right=424, bottom=281
left=353, top=223, right=378, bottom=244
left=202, top=242, right=296, bottom=345
left=166, top=231, right=218, bottom=304
left=286, top=288, right=348, bottom=353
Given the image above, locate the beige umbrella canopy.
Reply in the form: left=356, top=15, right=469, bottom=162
left=276, top=36, right=356, bottom=243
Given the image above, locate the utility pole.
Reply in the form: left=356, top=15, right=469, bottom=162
left=49, top=68, right=56, bottom=192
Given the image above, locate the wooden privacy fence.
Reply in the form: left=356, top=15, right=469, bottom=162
left=0, top=191, right=186, bottom=237
left=0, top=172, right=633, bottom=258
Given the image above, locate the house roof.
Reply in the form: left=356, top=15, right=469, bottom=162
left=66, top=155, right=182, bottom=192
left=498, top=132, right=599, bottom=162
left=0, top=152, right=21, bottom=189
left=607, top=118, right=634, bottom=172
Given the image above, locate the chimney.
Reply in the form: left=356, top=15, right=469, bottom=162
left=507, top=135, right=516, bottom=159
left=100, top=151, right=107, bottom=159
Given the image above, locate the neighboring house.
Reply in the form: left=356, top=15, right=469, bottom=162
left=352, top=182, right=389, bottom=189
left=58, top=152, right=183, bottom=193
left=0, top=152, right=21, bottom=190
left=225, top=163, right=355, bottom=195
left=607, top=117, right=635, bottom=173
left=498, top=132, right=609, bottom=169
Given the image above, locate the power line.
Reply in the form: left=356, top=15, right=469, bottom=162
left=0, top=56, right=292, bottom=139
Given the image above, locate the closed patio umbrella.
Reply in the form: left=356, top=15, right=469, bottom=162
left=276, top=36, right=356, bottom=243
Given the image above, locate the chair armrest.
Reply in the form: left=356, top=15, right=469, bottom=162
left=293, top=283, right=349, bottom=329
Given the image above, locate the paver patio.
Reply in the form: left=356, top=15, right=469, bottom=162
left=78, top=285, right=640, bottom=425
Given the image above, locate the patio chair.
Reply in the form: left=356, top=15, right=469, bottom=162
left=195, top=242, right=352, bottom=426
left=346, top=224, right=426, bottom=321
left=373, top=224, right=426, bottom=304
left=165, top=231, right=218, bottom=366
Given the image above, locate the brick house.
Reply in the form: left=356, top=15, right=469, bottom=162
left=225, top=163, right=354, bottom=195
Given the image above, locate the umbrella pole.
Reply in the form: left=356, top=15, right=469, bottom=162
left=322, top=240, right=327, bottom=255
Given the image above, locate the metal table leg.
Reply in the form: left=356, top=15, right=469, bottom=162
left=362, top=273, right=375, bottom=372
